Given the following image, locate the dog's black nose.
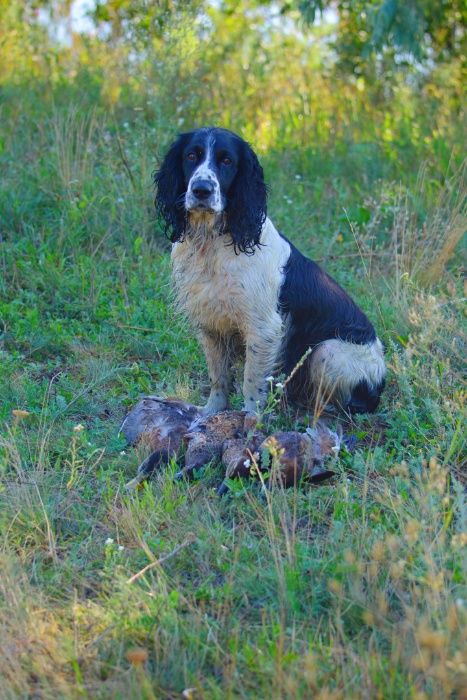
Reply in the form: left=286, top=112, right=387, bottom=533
left=191, top=180, right=214, bottom=200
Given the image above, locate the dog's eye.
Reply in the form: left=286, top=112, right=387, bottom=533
left=221, top=156, right=232, bottom=166
left=186, top=152, right=197, bottom=162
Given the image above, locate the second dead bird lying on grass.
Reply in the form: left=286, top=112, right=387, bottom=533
left=121, top=396, right=341, bottom=493
left=218, top=424, right=340, bottom=495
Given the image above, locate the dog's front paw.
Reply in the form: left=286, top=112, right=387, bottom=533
left=198, top=388, right=229, bottom=415
left=198, top=404, right=216, bottom=417
left=198, top=401, right=228, bottom=417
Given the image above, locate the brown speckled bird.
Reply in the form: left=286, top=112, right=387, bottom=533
left=217, top=421, right=341, bottom=494
left=178, top=410, right=251, bottom=480
left=121, top=396, right=200, bottom=489
left=122, top=397, right=341, bottom=493
left=217, top=431, right=267, bottom=495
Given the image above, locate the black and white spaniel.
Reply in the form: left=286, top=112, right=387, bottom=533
left=154, top=127, right=386, bottom=415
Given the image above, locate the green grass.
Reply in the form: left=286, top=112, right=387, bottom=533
left=0, top=88, right=466, bottom=699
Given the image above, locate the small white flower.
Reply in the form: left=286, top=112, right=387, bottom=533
left=243, top=459, right=251, bottom=469
left=295, top=174, right=302, bottom=180
left=116, top=197, right=124, bottom=203
left=73, top=423, right=85, bottom=432
left=105, top=537, right=114, bottom=546
left=120, top=450, right=126, bottom=456
left=275, top=382, right=284, bottom=389
left=118, top=545, right=125, bottom=551
left=265, top=375, right=274, bottom=382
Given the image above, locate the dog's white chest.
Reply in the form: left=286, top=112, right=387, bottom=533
left=172, top=238, right=250, bottom=333
left=171, top=219, right=291, bottom=336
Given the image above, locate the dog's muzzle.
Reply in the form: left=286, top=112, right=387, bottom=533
left=186, top=178, right=220, bottom=212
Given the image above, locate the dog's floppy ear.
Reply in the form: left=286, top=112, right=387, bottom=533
left=154, top=133, right=189, bottom=242
left=226, top=138, right=267, bottom=254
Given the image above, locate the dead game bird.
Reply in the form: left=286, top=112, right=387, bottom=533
left=121, top=396, right=200, bottom=489
left=217, top=431, right=267, bottom=495
left=217, top=421, right=341, bottom=494
left=177, top=410, right=251, bottom=480
left=120, top=396, right=200, bottom=448
left=122, top=397, right=342, bottom=494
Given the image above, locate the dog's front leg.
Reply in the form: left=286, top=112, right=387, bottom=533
left=199, top=329, right=231, bottom=415
left=242, top=324, right=282, bottom=414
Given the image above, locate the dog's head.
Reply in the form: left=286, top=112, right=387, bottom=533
left=154, top=127, right=267, bottom=254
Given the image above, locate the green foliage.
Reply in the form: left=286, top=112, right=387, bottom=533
left=337, top=0, right=466, bottom=79
left=297, top=0, right=466, bottom=62
left=93, top=0, right=205, bottom=44
left=89, top=0, right=466, bottom=73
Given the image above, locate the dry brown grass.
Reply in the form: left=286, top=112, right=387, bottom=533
left=51, top=107, right=97, bottom=196
left=391, top=160, right=466, bottom=288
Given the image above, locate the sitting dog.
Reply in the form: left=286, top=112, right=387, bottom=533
left=154, top=127, right=385, bottom=415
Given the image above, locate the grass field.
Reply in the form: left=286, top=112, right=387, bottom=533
left=0, top=7, right=466, bottom=697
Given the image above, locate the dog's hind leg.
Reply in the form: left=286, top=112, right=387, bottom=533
left=309, top=338, right=386, bottom=414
